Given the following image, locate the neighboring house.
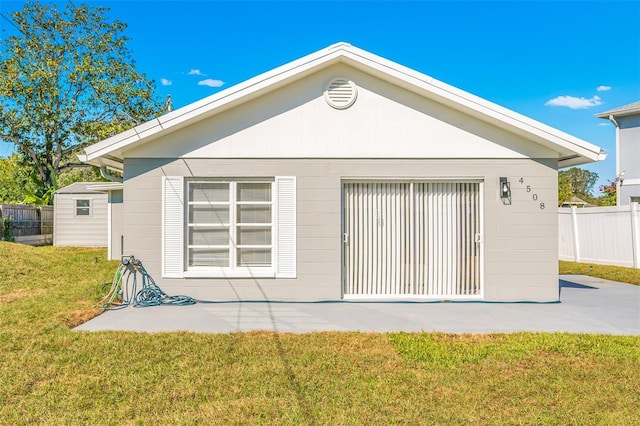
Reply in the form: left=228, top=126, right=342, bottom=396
left=78, top=42, right=605, bottom=302
left=596, top=101, right=640, bottom=205
left=54, top=182, right=123, bottom=256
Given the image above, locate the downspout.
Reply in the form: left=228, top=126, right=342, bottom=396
left=100, top=166, right=123, bottom=183
left=608, top=114, right=621, bottom=205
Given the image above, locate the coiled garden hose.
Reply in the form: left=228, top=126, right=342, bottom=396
left=99, top=256, right=195, bottom=309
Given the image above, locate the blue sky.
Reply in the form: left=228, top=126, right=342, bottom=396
left=1, top=0, right=639, bottom=191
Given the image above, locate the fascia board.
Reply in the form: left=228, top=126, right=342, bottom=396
left=86, top=183, right=123, bottom=192
left=559, top=155, right=605, bottom=168
left=595, top=109, right=640, bottom=119
left=338, top=46, right=604, bottom=163
left=84, top=47, right=345, bottom=162
left=83, top=41, right=604, bottom=166
left=77, top=153, right=124, bottom=172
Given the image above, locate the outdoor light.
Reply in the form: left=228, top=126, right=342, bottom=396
left=500, top=177, right=511, bottom=204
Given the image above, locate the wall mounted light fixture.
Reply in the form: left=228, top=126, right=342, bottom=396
left=500, top=177, right=511, bottom=204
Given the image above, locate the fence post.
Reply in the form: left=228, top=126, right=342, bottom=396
left=570, top=206, right=580, bottom=263
left=631, top=202, right=640, bottom=269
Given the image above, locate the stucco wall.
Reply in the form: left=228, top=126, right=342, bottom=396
left=122, top=157, right=558, bottom=302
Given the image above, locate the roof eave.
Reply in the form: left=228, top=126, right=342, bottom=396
left=595, top=110, right=640, bottom=119
left=77, top=153, right=124, bottom=172
left=81, top=42, right=605, bottom=170
left=337, top=46, right=605, bottom=164
left=558, top=150, right=607, bottom=169
left=82, top=46, right=347, bottom=164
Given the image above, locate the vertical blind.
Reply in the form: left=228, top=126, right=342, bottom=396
left=343, top=181, right=481, bottom=297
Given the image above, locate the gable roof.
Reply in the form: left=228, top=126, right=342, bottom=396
left=79, top=42, right=606, bottom=172
left=596, top=101, right=640, bottom=119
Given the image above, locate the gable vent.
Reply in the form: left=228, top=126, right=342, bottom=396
left=324, top=77, right=358, bottom=109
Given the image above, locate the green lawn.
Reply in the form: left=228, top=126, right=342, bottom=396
left=560, top=260, right=640, bottom=286
left=1, top=242, right=639, bottom=424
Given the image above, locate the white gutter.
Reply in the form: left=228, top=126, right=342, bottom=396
left=100, top=166, right=123, bottom=183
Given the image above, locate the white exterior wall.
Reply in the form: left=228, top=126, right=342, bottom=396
left=108, top=190, right=124, bottom=260
left=118, top=63, right=561, bottom=302
left=53, top=192, right=109, bottom=247
left=618, top=115, right=640, bottom=204
left=126, top=65, right=557, bottom=161
left=122, top=158, right=558, bottom=303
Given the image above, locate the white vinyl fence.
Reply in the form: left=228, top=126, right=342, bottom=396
left=559, top=203, right=640, bottom=268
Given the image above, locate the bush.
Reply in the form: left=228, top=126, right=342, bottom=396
left=1, top=215, right=14, bottom=242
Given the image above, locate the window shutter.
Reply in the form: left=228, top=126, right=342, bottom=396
left=275, top=176, right=296, bottom=278
left=162, top=176, right=184, bottom=278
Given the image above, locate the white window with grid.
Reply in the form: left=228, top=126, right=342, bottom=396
left=188, top=180, right=273, bottom=274
left=162, top=176, right=296, bottom=279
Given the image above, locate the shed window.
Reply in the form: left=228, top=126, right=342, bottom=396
left=75, top=199, right=91, bottom=216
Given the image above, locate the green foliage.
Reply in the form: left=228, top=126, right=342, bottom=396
left=0, top=153, right=103, bottom=204
left=57, top=165, right=104, bottom=189
left=0, top=154, right=38, bottom=203
left=23, top=164, right=57, bottom=205
left=1, top=216, right=14, bottom=242
left=597, top=178, right=618, bottom=206
left=558, top=167, right=599, bottom=205
left=0, top=2, right=163, bottom=195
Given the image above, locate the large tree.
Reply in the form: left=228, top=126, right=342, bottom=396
left=0, top=1, right=163, bottom=201
left=558, top=167, right=599, bottom=205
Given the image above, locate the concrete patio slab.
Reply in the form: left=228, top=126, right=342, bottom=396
left=75, top=275, right=640, bottom=335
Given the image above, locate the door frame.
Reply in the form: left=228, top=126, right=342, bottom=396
left=340, top=178, right=485, bottom=300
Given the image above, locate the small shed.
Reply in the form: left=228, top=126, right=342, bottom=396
left=53, top=182, right=121, bottom=248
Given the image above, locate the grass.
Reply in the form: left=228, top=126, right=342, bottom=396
left=1, top=242, right=639, bottom=424
left=560, top=260, right=640, bottom=285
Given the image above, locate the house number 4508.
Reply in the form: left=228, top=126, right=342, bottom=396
left=519, top=178, right=545, bottom=209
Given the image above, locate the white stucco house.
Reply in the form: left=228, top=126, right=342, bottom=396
left=78, top=42, right=605, bottom=302
left=596, top=101, right=640, bottom=205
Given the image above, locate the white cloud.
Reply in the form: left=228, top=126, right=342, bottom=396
left=596, top=85, right=611, bottom=92
left=197, top=79, right=224, bottom=88
left=160, top=78, right=172, bottom=86
left=598, top=122, right=610, bottom=126
left=188, top=69, right=206, bottom=76
left=545, top=95, right=602, bottom=109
